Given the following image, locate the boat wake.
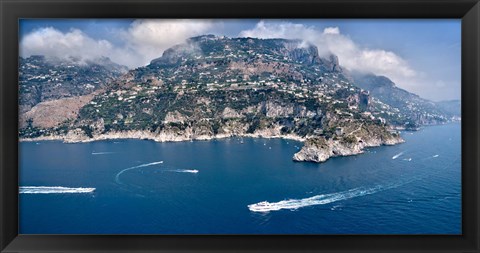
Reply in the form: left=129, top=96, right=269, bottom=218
left=170, top=169, right=199, bottom=174
left=20, top=186, right=95, bottom=194
left=92, top=152, right=115, bottom=155
left=115, top=161, right=164, bottom=184
left=392, top=152, right=404, bottom=159
left=248, top=181, right=409, bottom=213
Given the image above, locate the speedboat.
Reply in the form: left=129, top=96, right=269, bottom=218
left=248, top=201, right=276, bottom=212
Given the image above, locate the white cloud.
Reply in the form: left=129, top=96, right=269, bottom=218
left=20, top=20, right=214, bottom=68
left=20, top=27, right=114, bottom=63
left=120, top=19, right=213, bottom=67
left=323, top=27, right=340, bottom=34
left=240, top=21, right=316, bottom=40
left=239, top=21, right=418, bottom=91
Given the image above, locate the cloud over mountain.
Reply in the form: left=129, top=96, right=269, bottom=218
left=239, top=21, right=417, bottom=91
left=20, top=20, right=214, bottom=68
left=20, top=19, right=459, bottom=101
left=20, top=27, right=115, bottom=63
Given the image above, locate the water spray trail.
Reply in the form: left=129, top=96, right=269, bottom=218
left=168, top=169, right=199, bottom=174
left=392, top=152, right=404, bottom=159
left=92, top=152, right=115, bottom=155
left=248, top=183, right=398, bottom=212
left=20, top=186, right=95, bottom=194
left=115, top=161, right=164, bottom=184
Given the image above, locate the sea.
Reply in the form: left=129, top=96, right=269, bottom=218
left=19, top=123, right=461, bottom=234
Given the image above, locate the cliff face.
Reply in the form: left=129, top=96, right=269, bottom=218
left=20, top=93, right=96, bottom=129
left=19, top=56, right=128, bottom=113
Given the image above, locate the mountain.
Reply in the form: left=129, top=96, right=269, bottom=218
left=435, top=99, right=461, bottom=118
left=19, top=55, right=128, bottom=114
left=21, top=35, right=457, bottom=163
left=351, top=72, right=455, bottom=129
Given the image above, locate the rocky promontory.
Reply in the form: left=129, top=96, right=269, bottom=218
left=292, top=124, right=404, bottom=163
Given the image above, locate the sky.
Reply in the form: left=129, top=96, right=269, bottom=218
left=19, top=19, right=461, bottom=102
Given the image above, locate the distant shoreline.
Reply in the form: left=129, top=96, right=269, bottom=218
left=19, top=131, right=307, bottom=144
left=19, top=129, right=400, bottom=163
left=19, top=120, right=461, bottom=144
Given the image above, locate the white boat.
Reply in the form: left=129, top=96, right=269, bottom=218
left=248, top=201, right=276, bottom=212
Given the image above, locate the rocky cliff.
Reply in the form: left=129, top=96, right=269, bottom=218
left=19, top=55, right=128, bottom=113
left=293, top=124, right=403, bottom=163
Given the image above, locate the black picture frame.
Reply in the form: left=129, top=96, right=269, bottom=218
left=1, top=0, right=479, bottom=252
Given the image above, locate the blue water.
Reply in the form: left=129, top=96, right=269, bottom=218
left=19, top=123, right=461, bottom=234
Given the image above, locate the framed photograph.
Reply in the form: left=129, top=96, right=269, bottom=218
left=1, top=0, right=479, bottom=252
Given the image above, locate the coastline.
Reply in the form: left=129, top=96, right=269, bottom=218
left=292, top=133, right=404, bottom=163
left=19, top=130, right=307, bottom=144
left=19, top=128, right=404, bottom=163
